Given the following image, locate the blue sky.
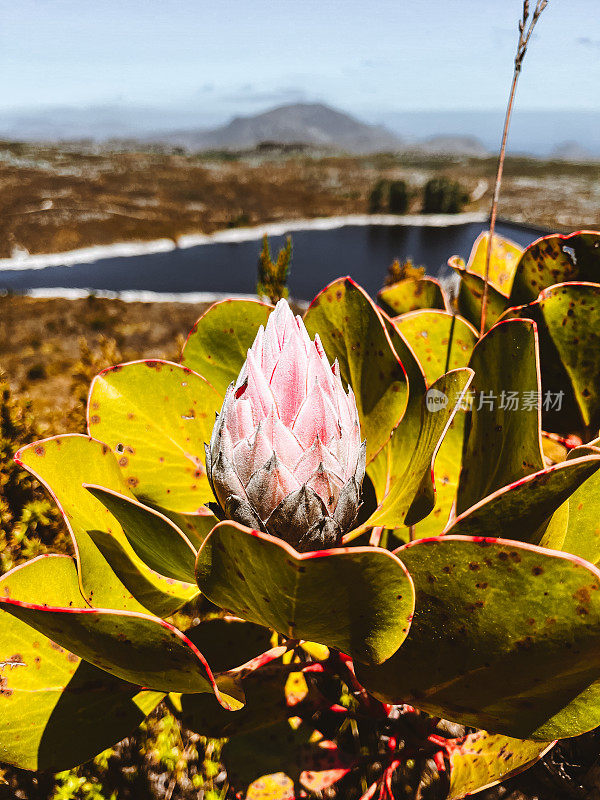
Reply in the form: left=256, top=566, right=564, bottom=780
left=2, top=0, right=599, bottom=119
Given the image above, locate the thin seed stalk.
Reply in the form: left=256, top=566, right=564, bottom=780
left=480, top=68, right=520, bottom=336
left=480, top=0, right=548, bottom=336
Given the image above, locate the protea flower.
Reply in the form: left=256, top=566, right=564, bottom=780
left=205, top=299, right=366, bottom=552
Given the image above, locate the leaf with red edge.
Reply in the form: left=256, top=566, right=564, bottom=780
left=446, top=731, right=555, bottom=799
left=505, top=282, right=600, bottom=433
left=392, top=310, right=476, bottom=537
left=181, top=298, right=273, bottom=396
left=393, top=310, right=478, bottom=387
left=303, top=277, right=409, bottom=465
left=0, top=554, right=163, bottom=771
left=455, top=231, right=524, bottom=295
left=448, top=232, right=523, bottom=331
left=181, top=660, right=298, bottom=738
left=352, top=368, right=472, bottom=533
left=0, top=596, right=230, bottom=701
left=195, top=521, right=415, bottom=666
left=540, top=440, right=600, bottom=564
left=185, top=617, right=274, bottom=674
left=88, top=359, right=221, bottom=512
left=15, top=435, right=198, bottom=615
left=160, top=506, right=219, bottom=551
left=456, top=319, right=545, bottom=516
left=356, top=535, right=600, bottom=740
left=85, top=485, right=198, bottom=583
left=447, top=454, right=600, bottom=543
left=364, top=308, right=427, bottom=513
left=509, top=230, right=600, bottom=305
left=456, top=270, right=509, bottom=332
left=408, top=411, right=467, bottom=537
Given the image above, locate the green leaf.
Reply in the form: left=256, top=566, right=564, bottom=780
left=456, top=319, right=545, bottom=516
left=195, top=521, right=415, bottom=665
left=365, top=310, right=428, bottom=509
left=448, top=232, right=522, bottom=333
left=181, top=660, right=294, bottom=739
left=0, top=555, right=162, bottom=771
left=392, top=310, right=476, bottom=536
left=410, top=415, right=467, bottom=537
left=510, top=231, right=600, bottom=305
left=538, top=445, right=600, bottom=557
left=452, top=231, right=524, bottom=295
left=181, top=298, right=273, bottom=395
left=492, top=447, right=600, bottom=743
left=88, top=360, right=221, bottom=511
left=15, top=435, right=197, bottom=615
left=393, top=310, right=478, bottom=386
left=447, top=732, right=554, bottom=799
left=554, top=452, right=600, bottom=565
left=356, top=536, right=600, bottom=740
left=185, top=617, right=274, bottom=673
left=448, top=454, right=600, bottom=542
left=507, top=282, right=600, bottom=432
left=0, top=595, right=227, bottom=699
left=536, top=283, right=600, bottom=431
left=357, top=369, right=473, bottom=531
left=84, top=530, right=198, bottom=618
left=159, top=507, right=220, bottom=551
left=303, top=277, right=408, bottom=465
left=455, top=270, right=509, bottom=332
left=86, top=485, right=198, bottom=583
left=378, top=277, right=448, bottom=316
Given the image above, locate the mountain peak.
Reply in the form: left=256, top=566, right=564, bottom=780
left=153, top=102, right=405, bottom=153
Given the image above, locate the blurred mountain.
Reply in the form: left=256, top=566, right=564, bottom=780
left=409, top=134, right=489, bottom=157
left=0, top=104, right=220, bottom=141
left=1, top=102, right=599, bottom=161
left=550, top=141, right=600, bottom=162
left=150, top=103, right=405, bottom=153
left=376, top=109, right=600, bottom=160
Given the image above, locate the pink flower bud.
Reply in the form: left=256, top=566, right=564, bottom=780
left=206, top=299, right=366, bottom=551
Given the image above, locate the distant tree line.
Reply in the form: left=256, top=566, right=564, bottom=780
left=368, top=176, right=470, bottom=215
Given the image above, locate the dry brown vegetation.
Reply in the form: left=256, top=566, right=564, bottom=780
left=0, top=294, right=209, bottom=431
left=1, top=142, right=599, bottom=259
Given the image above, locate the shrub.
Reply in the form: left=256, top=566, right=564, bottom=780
left=0, top=375, right=67, bottom=574
left=256, top=234, right=291, bottom=304
left=388, top=179, right=409, bottom=214
left=422, top=176, right=470, bottom=213
left=383, top=256, right=426, bottom=287
left=368, top=178, right=388, bottom=213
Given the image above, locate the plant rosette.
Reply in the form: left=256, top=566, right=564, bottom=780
left=3, top=261, right=600, bottom=799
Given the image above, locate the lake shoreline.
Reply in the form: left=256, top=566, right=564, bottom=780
left=12, top=287, right=270, bottom=305
left=0, top=211, right=489, bottom=273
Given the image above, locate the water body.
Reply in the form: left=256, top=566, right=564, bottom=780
left=0, top=219, right=548, bottom=301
